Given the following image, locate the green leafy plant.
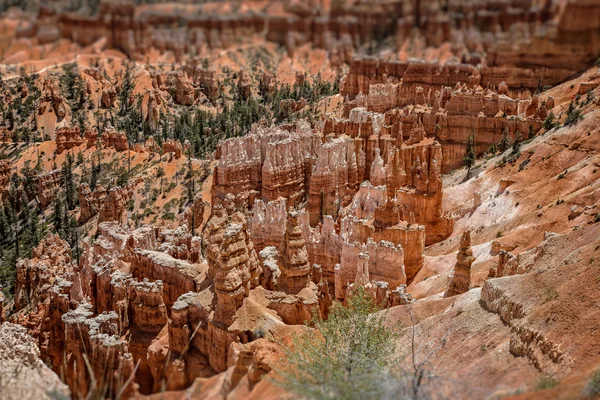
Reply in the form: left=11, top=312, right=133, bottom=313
left=273, top=287, right=450, bottom=400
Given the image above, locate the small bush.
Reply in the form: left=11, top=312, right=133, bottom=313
left=557, top=170, right=568, bottom=180
left=518, top=158, right=530, bottom=171
left=586, top=90, right=594, bottom=104
left=498, top=129, right=511, bottom=153
left=273, top=287, right=416, bottom=400
left=564, top=101, right=583, bottom=126
left=543, top=112, right=558, bottom=131
left=536, top=376, right=559, bottom=390
left=496, top=156, right=507, bottom=168
left=584, top=369, right=600, bottom=398
left=543, top=287, right=559, bottom=303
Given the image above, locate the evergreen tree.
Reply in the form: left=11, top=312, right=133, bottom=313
left=0, top=248, right=17, bottom=297
left=564, top=101, right=583, bottom=126
left=62, top=153, right=76, bottom=210
left=463, top=129, right=476, bottom=178
left=186, top=145, right=195, bottom=204
left=20, top=204, right=40, bottom=258
left=118, top=61, right=135, bottom=116
left=60, top=62, right=86, bottom=112
left=528, top=124, right=534, bottom=140
left=52, top=197, right=65, bottom=238
left=498, top=128, right=511, bottom=153
left=90, top=159, right=99, bottom=190
left=543, top=111, right=557, bottom=131
left=6, top=108, right=14, bottom=131
left=0, top=209, right=9, bottom=243
left=512, top=130, right=522, bottom=154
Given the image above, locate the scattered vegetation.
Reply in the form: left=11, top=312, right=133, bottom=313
left=543, top=287, right=559, bottom=303
left=535, top=375, right=559, bottom=391
left=557, top=169, right=568, bottom=180
left=273, top=287, right=446, bottom=400
left=584, top=369, right=600, bottom=398
left=463, top=129, right=476, bottom=178
left=564, top=101, right=583, bottom=126
left=0, top=174, right=45, bottom=297
left=273, top=287, right=399, bottom=400
left=518, top=158, right=530, bottom=172
left=498, top=128, right=511, bottom=153
left=543, top=111, right=559, bottom=131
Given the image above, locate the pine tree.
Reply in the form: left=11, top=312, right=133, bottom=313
left=90, top=159, right=98, bottom=190
left=498, top=128, right=511, bottom=152
left=62, top=153, right=76, bottom=210
left=20, top=204, right=40, bottom=258
left=528, top=124, right=534, bottom=139
left=564, top=101, right=583, bottom=126
left=0, top=209, right=9, bottom=244
left=52, top=197, right=64, bottom=238
left=543, top=111, right=557, bottom=131
left=6, top=109, right=14, bottom=131
left=463, top=130, right=476, bottom=178
left=119, top=61, right=135, bottom=116
left=512, top=130, right=522, bottom=154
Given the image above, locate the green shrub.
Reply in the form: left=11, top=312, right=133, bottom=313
left=543, top=287, right=559, bottom=303
left=543, top=112, right=558, bottom=131
left=557, top=170, right=568, bottom=180
left=564, top=101, right=583, bottom=126
left=536, top=376, right=559, bottom=391
left=274, top=287, right=409, bottom=400
left=584, top=369, right=600, bottom=398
